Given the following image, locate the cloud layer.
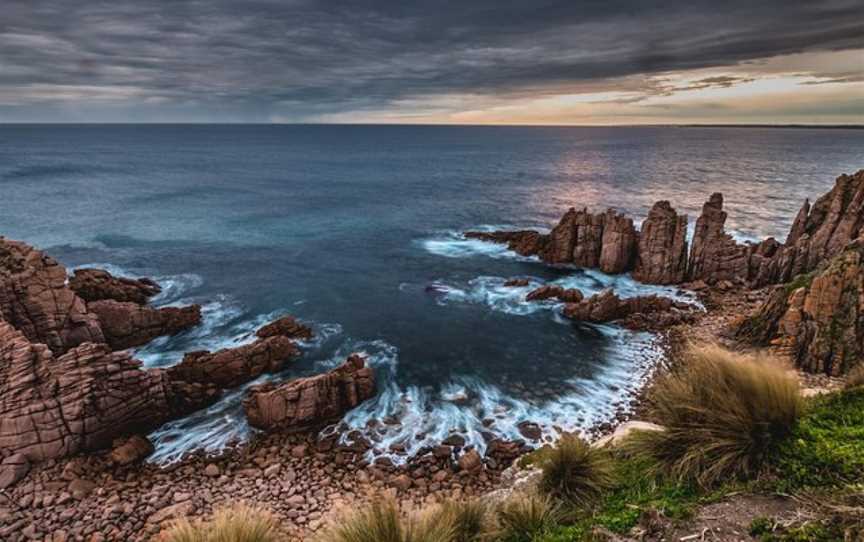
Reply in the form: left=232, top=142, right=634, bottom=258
left=1, top=0, right=862, bottom=122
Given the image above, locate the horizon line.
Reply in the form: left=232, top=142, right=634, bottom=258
left=2, top=122, right=862, bottom=129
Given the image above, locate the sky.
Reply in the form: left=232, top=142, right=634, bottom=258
left=1, top=0, right=863, bottom=124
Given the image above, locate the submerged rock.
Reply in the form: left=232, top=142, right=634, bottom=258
left=525, top=285, right=584, bottom=303
left=464, top=230, right=546, bottom=256
left=255, top=315, right=313, bottom=341
left=562, top=289, right=693, bottom=330
left=69, top=268, right=161, bottom=305
left=243, top=353, right=376, bottom=431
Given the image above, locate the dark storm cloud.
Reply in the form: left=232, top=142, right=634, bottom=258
left=0, top=0, right=862, bottom=120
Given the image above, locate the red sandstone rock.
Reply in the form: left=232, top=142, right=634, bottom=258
left=464, top=230, right=547, bottom=257
left=110, top=435, right=154, bottom=466
left=87, top=299, right=201, bottom=350
left=504, top=278, right=530, bottom=287
left=69, top=268, right=161, bottom=304
left=0, top=237, right=104, bottom=354
left=737, top=239, right=864, bottom=376
left=255, top=315, right=313, bottom=341
left=167, top=335, right=300, bottom=389
left=633, top=201, right=688, bottom=285
left=0, top=321, right=213, bottom=462
left=687, top=193, right=751, bottom=284
left=243, top=354, right=376, bottom=431
left=525, top=285, right=584, bottom=303
left=562, top=289, right=691, bottom=328
left=599, top=210, right=638, bottom=274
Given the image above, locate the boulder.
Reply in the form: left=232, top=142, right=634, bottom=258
left=458, top=449, right=483, bottom=472
left=633, top=201, right=688, bottom=285
left=0, top=453, right=30, bottom=489
left=592, top=421, right=664, bottom=448
left=69, top=268, right=161, bottom=304
left=504, top=278, right=530, bottom=287
left=562, top=289, right=691, bottom=329
left=167, top=335, right=300, bottom=389
left=0, top=237, right=104, bottom=355
left=87, top=300, right=201, bottom=350
left=110, top=435, right=155, bottom=466
left=525, top=285, right=584, bottom=303
left=243, top=354, right=376, bottom=431
left=464, top=230, right=547, bottom=257
left=255, top=315, right=313, bottom=341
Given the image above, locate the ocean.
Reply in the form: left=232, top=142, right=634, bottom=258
left=1, top=124, right=861, bottom=463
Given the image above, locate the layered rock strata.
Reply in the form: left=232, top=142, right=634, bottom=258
left=244, top=354, right=376, bottom=431
left=69, top=268, right=161, bottom=304
left=87, top=300, right=201, bottom=350
left=736, top=239, right=864, bottom=376
left=562, top=289, right=695, bottom=330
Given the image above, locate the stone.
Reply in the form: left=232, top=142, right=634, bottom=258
left=255, top=315, right=313, bottom=341
left=562, top=289, right=692, bottom=330
left=68, top=478, right=97, bottom=498
left=204, top=464, right=221, bottom=477
left=687, top=193, right=751, bottom=284
left=68, top=268, right=161, bottom=305
left=110, top=435, right=154, bottom=466
left=244, top=354, right=376, bottom=431
left=503, top=278, right=530, bottom=287
left=0, top=453, right=29, bottom=489
left=147, top=502, right=194, bottom=524
left=599, top=209, right=638, bottom=274
left=592, top=421, right=664, bottom=448
left=88, top=299, right=201, bottom=350
left=517, top=422, right=542, bottom=441
left=0, top=237, right=104, bottom=355
left=633, top=201, right=689, bottom=284
left=167, top=335, right=300, bottom=389
left=463, top=230, right=547, bottom=257
left=390, top=474, right=412, bottom=491
left=525, top=285, right=584, bottom=303
left=458, top=449, right=482, bottom=472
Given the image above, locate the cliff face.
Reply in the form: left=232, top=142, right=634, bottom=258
left=466, top=170, right=864, bottom=288
left=737, top=239, right=864, bottom=376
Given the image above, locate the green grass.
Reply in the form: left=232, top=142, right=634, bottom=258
left=784, top=272, right=815, bottom=295
left=770, top=387, right=864, bottom=492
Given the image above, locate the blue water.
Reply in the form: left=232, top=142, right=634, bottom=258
left=1, top=125, right=861, bottom=462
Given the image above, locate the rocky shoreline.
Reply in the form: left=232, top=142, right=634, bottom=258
left=0, top=169, right=860, bottom=541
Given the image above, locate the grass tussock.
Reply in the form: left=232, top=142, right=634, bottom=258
left=845, top=364, right=864, bottom=389
left=316, top=498, right=459, bottom=542
left=494, top=494, right=561, bottom=542
left=536, top=434, right=614, bottom=508
left=434, top=500, right=491, bottom=542
left=161, top=504, right=279, bottom=542
left=626, top=344, right=802, bottom=487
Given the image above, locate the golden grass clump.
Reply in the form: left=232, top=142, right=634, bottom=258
left=433, top=500, right=491, bottom=542
left=536, top=434, right=614, bottom=507
left=161, top=504, right=279, bottom=542
left=494, top=494, right=561, bottom=542
left=627, top=344, right=802, bottom=487
left=315, top=498, right=456, bottom=542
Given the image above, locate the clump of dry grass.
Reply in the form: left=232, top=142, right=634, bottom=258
left=494, top=494, right=561, bottom=542
left=845, top=364, right=864, bottom=389
left=626, top=344, right=802, bottom=487
left=161, top=504, right=279, bottom=542
left=536, top=434, right=614, bottom=508
left=315, top=498, right=455, bottom=542
left=433, top=500, right=491, bottom=542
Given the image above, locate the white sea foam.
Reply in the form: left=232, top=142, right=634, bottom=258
left=420, top=228, right=540, bottom=261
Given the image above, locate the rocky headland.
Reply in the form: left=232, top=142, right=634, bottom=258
left=0, top=169, right=860, bottom=541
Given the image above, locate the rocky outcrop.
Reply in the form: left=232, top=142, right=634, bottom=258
left=255, top=315, right=313, bottom=341
left=599, top=210, right=639, bottom=274
left=87, top=300, right=201, bottom=350
left=244, top=354, right=375, bottom=431
left=687, top=193, right=751, bottom=284
left=562, top=289, right=694, bottom=330
left=167, top=335, right=300, bottom=389
left=69, top=268, right=161, bottom=305
left=0, top=321, right=216, bottom=462
left=0, top=238, right=104, bottom=355
left=525, top=285, right=584, bottom=303
left=737, top=239, right=864, bottom=376
left=633, top=201, right=688, bottom=284
left=463, top=230, right=547, bottom=257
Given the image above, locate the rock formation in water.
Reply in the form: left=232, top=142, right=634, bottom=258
left=562, top=289, right=695, bottom=330
left=69, top=268, right=161, bottom=304
left=256, top=315, right=314, bottom=341
left=87, top=299, right=202, bottom=350
left=525, top=285, right=584, bottom=303
left=0, top=320, right=217, bottom=462
left=0, top=237, right=104, bottom=355
left=465, top=170, right=864, bottom=289
left=632, top=201, right=689, bottom=285
left=736, top=238, right=864, bottom=376
left=244, top=354, right=376, bottom=431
